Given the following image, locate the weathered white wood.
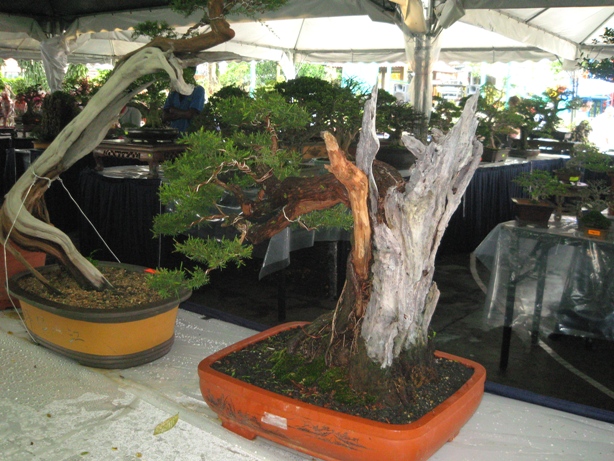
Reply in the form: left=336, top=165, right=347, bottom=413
left=355, top=84, right=380, bottom=222
left=0, top=48, right=193, bottom=288
left=360, top=93, right=482, bottom=368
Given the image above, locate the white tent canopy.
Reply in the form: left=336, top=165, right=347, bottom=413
left=2, top=1, right=614, bottom=65
left=2, top=1, right=614, bottom=96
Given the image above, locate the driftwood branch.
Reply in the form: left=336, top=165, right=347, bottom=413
left=0, top=49, right=193, bottom=289
left=119, top=0, right=235, bottom=64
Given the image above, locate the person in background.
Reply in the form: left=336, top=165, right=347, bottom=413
left=162, top=68, right=205, bottom=133
left=119, top=105, right=143, bottom=128
left=0, top=88, right=15, bottom=126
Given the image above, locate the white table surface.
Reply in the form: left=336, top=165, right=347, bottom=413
left=1, top=308, right=613, bottom=461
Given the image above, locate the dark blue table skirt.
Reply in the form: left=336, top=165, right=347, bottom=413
left=76, top=157, right=567, bottom=271
left=439, top=157, right=566, bottom=254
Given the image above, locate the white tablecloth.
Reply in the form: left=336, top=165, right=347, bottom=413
left=1, top=308, right=613, bottom=461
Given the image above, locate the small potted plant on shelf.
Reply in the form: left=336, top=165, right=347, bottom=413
left=577, top=210, right=612, bottom=239
left=512, top=170, right=569, bottom=227
left=472, top=83, right=523, bottom=162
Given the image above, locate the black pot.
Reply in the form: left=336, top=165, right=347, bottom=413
left=376, top=144, right=415, bottom=170
left=126, top=128, right=180, bottom=143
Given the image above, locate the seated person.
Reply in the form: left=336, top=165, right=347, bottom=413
left=162, top=80, right=205, bottom=133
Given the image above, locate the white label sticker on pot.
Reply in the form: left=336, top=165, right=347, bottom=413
left=261, top=412, right=288, bottom=430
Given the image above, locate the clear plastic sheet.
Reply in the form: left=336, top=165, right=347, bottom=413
left=475, top=217, right=614, bottom=342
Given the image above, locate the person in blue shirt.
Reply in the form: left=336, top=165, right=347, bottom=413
left=162, top=81, right=205, bottom=133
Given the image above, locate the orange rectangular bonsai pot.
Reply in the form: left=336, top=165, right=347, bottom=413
left=198, top=322, right=486, bottom=461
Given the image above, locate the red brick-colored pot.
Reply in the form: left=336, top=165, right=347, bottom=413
left=198, top=322, right=486, bottom=461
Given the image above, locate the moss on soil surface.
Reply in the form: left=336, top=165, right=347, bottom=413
left=212, top=327, right=474, bottom=424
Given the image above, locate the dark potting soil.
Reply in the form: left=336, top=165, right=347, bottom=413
left=212, top=328, right=475, bottom=424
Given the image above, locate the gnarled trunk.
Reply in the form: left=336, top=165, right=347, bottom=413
left=0, top=49, right=194, bottom=290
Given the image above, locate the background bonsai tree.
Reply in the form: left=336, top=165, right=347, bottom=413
left=513, top=170, right=568, bottom=203
left=375, top=89, right=427, bottom=144
left=0, top=0, right=482, bottom=411
left=471, top=83, right=523, bottom=150
left=513, top=95, right=549, bottom=150
left=538, top=85, right=582, bottom=137
left=33, top=91, right=80, bottom=142
left=578, top=209, right=612, bottom=230
left=273, top=76, right=369, bottom=153
left=579, top=27, right=614, bottom=83
left=429, top=95, right=462, bottom=134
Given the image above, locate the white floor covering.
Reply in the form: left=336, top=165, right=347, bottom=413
left=1, top=308, right=613, bottom=461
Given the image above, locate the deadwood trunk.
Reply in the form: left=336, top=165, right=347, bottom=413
left=296, top=90, right=482, bottom=405
left=0, top=49, right=194, bottom=289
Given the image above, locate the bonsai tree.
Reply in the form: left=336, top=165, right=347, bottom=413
left=579, top=27, right=614, bottom=83
left=571, top=120, right=592, bottom=143
left=512, top=95, right=549, bottom=150
left=273, top=76, right=369, bottom=153
left=0, top=0, right=483, bottom=413
left=513, top=170, right=568, bottom=203
left=575, top=180, right=610, bottom=216
left=33, top=91, right=80, bottom=142
left=472, top=84, right=523, bottom=150
left=429, top=95, right=462, bottom=134
left=572, top=142, right=614, bottom=173
left=538, top=85, right=582, bottom=137
left=578, top=209, right=612, bottom=230
left=375, top=89, right=427, bottom=144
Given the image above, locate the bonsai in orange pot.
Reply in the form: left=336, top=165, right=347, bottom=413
left=152, top=73, right=485, bottom=458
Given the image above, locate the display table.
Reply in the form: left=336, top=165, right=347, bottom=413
left=92, top=139, right=185, bottom=178
left=527, top=138, right=577, bottom=155
left=474, top=217, right=614, bottom=369
left=439, top=154, right=566, bottom=254
left=2, top=308, right=613, bottom=460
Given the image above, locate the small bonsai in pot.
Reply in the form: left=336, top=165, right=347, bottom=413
left=512, top=170, right=568, bottom=227
left=577, top=210, right=612, bottom=239
left=472, top=84, right=523, bottom=161
left=575, top=180, right=610, bottom=217
left=33, top=90, right=80, bottom=144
